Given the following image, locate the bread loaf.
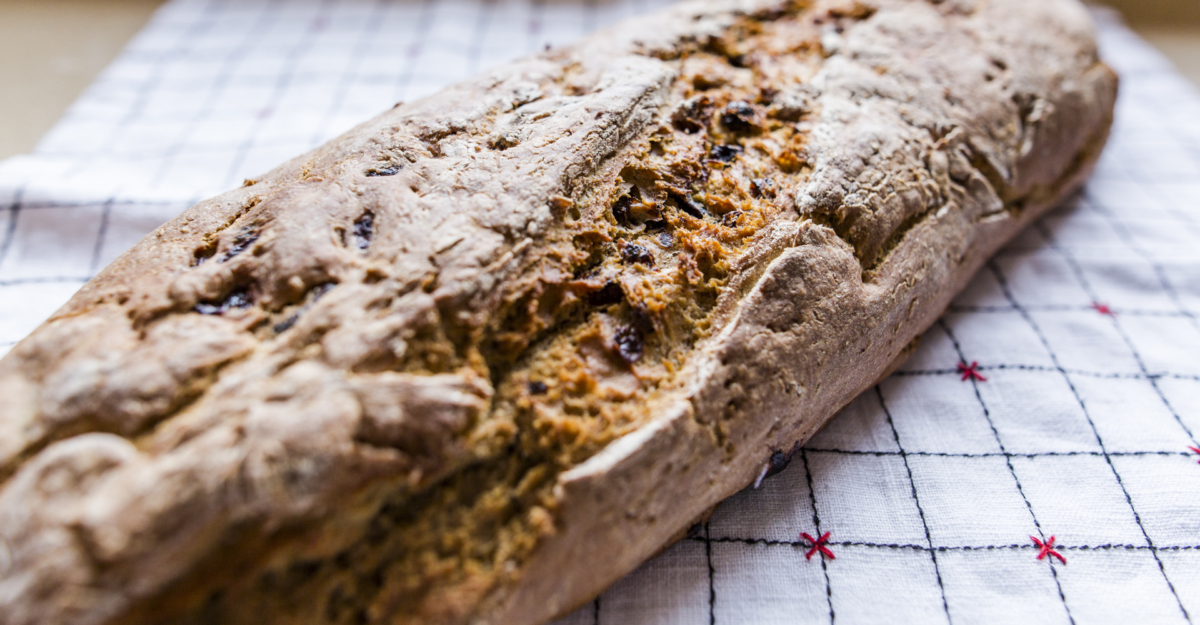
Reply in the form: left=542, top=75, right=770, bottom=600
left=0, top=0, right=1116, bottom=623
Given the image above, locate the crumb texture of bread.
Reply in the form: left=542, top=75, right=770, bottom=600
left=0, top=1, right=1115, bottom=624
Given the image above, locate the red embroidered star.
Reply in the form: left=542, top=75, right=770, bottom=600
left=957, top=361, right=987, bottom=382
left=1032, top=535, right=1066, bottom=564
left=1092, top=302, right=1114, bottom=316
left=800, top=531, right=835, bottom=561
left=1188, top=446, right=1200, bottom=465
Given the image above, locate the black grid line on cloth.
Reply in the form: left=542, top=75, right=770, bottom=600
left=937, top=318, right=1076, bottom=624
left=694, top=536, right=1200, bottom=553
left=800, top=448, right=835, bottom=625
left=0, top=187, right=24, bottom=268
left=1032, top=218, right=1198, bottom=449
left=876, top=386, right=953, bottom=624
left=705, top=521, right=716, bottom=625
left=13, top=200, right=196, bottom=212
left=988, top=258, right=1194, bottom=623
left=0, top=277, right=91, bottom=287
left=804, top=449, right=1194, bottom=459
left=893, top=365, right=1200, bottom=382
left=221, top=0, right=340, bottom=189
left=89, top=198, right=117, bottom=275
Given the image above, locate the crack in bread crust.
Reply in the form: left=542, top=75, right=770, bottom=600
left=0, top=1, right=1116, bottom=624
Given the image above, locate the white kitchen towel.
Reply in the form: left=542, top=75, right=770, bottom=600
left=0, top=2, right=1197, bottom=623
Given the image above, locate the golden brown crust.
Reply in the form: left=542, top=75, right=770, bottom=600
left=0, top=1, right=1115, bottom=624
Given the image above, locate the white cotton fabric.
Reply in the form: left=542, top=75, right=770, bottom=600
left=0, top=2, right=1196, bottom=623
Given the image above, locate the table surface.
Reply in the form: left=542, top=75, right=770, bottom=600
left=0, top=0, right=163, bottom=160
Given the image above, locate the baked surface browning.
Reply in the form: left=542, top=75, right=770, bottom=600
left=0, top=1, right=1115, bottom=624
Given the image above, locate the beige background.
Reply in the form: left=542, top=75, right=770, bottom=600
left=0, top=0, right=1197, bottom=161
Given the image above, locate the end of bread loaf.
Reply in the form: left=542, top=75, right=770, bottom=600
left=0, top=0, right=1115, bottom=624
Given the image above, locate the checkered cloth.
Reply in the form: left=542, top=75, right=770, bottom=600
left=1, top=2, right=1197, bottom=623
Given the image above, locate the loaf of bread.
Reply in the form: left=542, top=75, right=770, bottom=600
left=0, top=0, right=1115, bottom=623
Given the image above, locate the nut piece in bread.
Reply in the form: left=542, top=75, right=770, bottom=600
left=0, top=0, right=1115, bottom=624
